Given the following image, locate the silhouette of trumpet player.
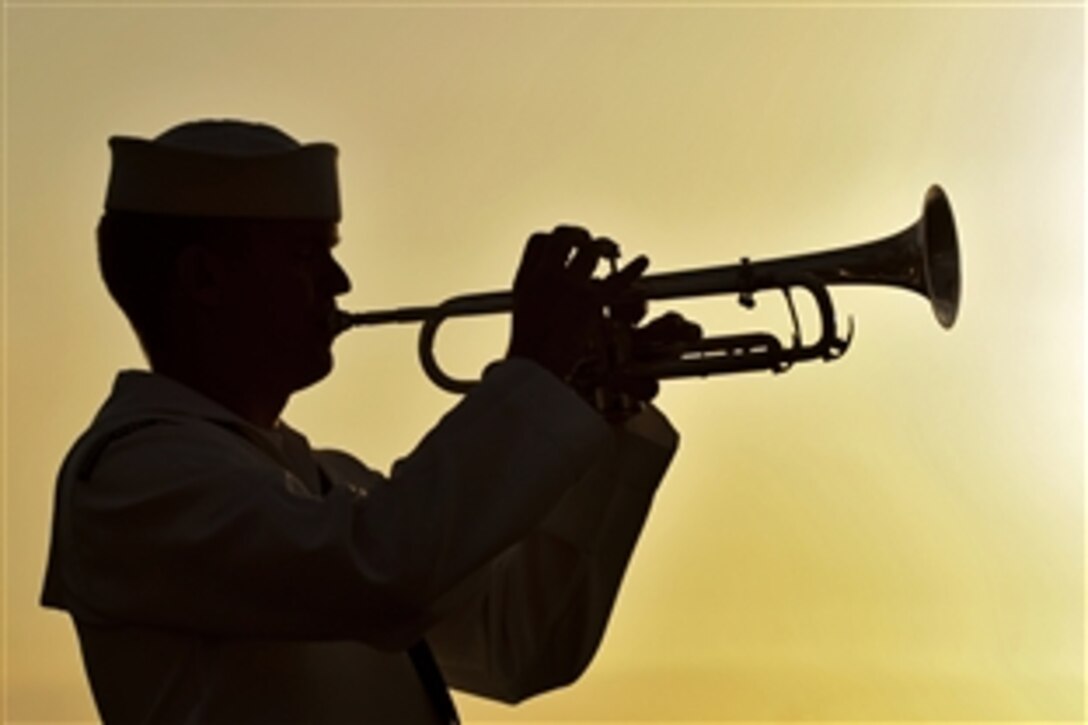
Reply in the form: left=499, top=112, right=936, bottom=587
left=42, top=119, right=700, bottom=724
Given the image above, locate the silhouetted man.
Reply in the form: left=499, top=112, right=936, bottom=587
left=41, top=119, right=693, bottom=723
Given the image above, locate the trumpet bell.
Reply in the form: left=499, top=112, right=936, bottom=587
left=921, top=185, right=961, bottom=329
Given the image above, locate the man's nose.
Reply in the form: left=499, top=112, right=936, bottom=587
left=326, top=256, right=352, bottom=296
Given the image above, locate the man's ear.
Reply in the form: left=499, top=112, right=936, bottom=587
left=174, top=244, right=230, bottom=306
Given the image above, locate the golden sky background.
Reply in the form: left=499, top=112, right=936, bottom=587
left=2, top=2, right=1083, bottom=722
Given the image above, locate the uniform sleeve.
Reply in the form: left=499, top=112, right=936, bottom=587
left=56, top=359, right=612, bottom=651
left=425, top=405, right=679, bottom=703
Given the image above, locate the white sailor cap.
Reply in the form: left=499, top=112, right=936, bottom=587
left=104, top=119, right=341, bottom=221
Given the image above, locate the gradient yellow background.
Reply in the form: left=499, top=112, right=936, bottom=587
left=2, top=2, right=1083, bottom=722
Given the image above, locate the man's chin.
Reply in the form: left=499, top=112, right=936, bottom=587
left=289, top=349, right=335, bottom=393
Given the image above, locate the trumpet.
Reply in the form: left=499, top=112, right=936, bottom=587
left=335, top=185, right=960, bottom=394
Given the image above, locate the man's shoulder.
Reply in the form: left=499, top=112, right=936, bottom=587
left=68, top=417, right=182, bottom=482
left=67, top=406, right=280, bottom=496
left=68, top=370, right=275, bottom=479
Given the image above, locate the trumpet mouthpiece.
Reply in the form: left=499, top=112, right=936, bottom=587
left=329, top=310, right=354, bottom=337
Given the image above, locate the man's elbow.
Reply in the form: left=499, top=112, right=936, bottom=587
left=454, top=643, right=596, bottom=705
left=492, top=665, right=588, bottom=705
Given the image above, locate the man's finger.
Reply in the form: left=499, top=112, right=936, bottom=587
left=515, top=232, right=554, bottom=286
left=610, top=291, right=648, bottom=325
left=516, top=227, right=584, bottom=288
left=634, top=313, right=703, bottom=352
left=602, top=255, right=649, bottom=299
left=568, top=241, right=605, bottom=280
left=552, top=225, right=592, bottom=262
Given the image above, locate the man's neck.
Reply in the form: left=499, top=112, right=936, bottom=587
left=151, top=358, right=288, bottom=430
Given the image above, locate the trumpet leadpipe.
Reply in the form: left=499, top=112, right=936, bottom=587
left=335, top=291, right=513, bottom=334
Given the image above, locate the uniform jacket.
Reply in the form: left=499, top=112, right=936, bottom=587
left=41, top=358, right=678, bottom=723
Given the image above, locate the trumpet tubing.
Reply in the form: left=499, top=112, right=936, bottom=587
left=337, top=185, right=960, bottom=393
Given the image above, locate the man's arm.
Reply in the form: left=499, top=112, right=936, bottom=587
left=53, top=359, right=611, bottom=651
left=424, top=406, right=679, bottom=703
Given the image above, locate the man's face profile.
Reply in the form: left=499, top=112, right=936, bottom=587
left=213, top=219, right=351, bottom=391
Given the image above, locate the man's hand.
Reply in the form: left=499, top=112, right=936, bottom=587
left=618, top=312, right=704, bottom=404
left=506, top=225, right=647, bottom=381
